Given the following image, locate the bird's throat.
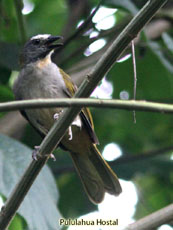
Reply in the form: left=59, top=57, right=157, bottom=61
left=36, top=51, right=53, bottom=69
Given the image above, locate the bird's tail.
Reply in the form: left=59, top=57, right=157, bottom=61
left=70, top=145, right=122, bottom=204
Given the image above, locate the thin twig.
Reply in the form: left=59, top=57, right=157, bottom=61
left=53, top=145, right=173, bottom=175
left=13, top=0, right=27, bottom=44
left=0, top=99, right=173, bottom=113
left=131, top=40, right=137, bottom=123
left=113, top=145, right=173, bottom=165
left=65, top=0, right=103, bottom=44
left=57, top=0, right=103, bottom=52
left=132, top=41, right=137, bottom=101
left=0, top=0, right=168, bottom=229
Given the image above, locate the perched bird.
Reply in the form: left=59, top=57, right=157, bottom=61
left=13, top=34, right=122, bottom=204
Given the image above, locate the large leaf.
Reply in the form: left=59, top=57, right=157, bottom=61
left=111, top=46, right=173, bottom=100
left=0, top=134, right=61, bottom=230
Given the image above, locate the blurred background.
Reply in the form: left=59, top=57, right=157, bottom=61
left=0, top=0, right=173, bottom=229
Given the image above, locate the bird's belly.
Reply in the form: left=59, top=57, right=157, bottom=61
left=21, top=73, right=67, bottom=134
left=61, top=120, right=92, bottom=154
left=27, top=106, right=91, bottom=153
left=26, top=107, right=90, bottom=154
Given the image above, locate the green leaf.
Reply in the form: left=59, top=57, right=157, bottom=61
left=9, top=214, right=27, bottom=230
left=0, top=85, right=14, bottom=102
left=0, top=134, right=62, bottom=230
left=111, top=46, right=173, bottom=100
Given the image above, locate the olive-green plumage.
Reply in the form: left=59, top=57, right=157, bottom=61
left=13, top=34, right=122, bottom=204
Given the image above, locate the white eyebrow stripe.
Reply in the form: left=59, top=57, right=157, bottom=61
left=31, top=34, right=51, bottom=40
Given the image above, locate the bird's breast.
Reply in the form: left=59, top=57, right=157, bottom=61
left=17, top=62, right=68, bottom=135
left=36, top=55, right=51, bottom=69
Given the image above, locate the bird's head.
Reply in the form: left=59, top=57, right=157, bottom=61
left=20, top=34, right=63, bottom=66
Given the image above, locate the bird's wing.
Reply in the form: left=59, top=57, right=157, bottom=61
left=59, top=68, right=99, bottom=144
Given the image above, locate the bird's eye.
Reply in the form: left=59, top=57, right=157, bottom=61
left=32, top=39, right=40, bottom=45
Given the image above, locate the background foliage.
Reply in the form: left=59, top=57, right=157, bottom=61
left=0, top=0, right=173, bottom=229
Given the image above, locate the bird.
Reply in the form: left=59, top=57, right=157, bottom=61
left=13, top=34, right=122, bottom=204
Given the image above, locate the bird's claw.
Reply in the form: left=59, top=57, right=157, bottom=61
left=53, top=111, right=63, bottom=120
left=54, top=111, right=72, bottom=141
left=32, top=146, right=56, bottom=161
left=50, top=153, right=56, bottom=161
left=53, top=113, right=59, bottom=120
left=32, top=146, right=41, bottom=160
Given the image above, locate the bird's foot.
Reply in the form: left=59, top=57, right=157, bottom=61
left=32, top=146, right=41, bottom=160
left=49, top=153, right=56, bottom=161
left=54, top=112, right=72, bottom=140
left=53, top=113, right=59, bottom=120
left=53, top=111, right=63, bottom=120
left=32, top=146, right=56, bottom=161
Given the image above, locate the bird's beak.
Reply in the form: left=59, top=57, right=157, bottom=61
left=45, top=36, right=63, bottom=50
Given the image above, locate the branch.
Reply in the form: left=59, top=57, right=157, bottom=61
left=53, top=145, right=173, bottom=175
left=13, top=0, right=27, bottom=44
left=0, top=0, right=168, bottom=229
left=123, top=203, right=173, bottom=230
left=59, top=0, right=103, bottom=49
left=53, top=0, right=103, bottom=63
left=113, top=145, right=173, bottom=165
left=0, top=99, right=173, bottom=113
